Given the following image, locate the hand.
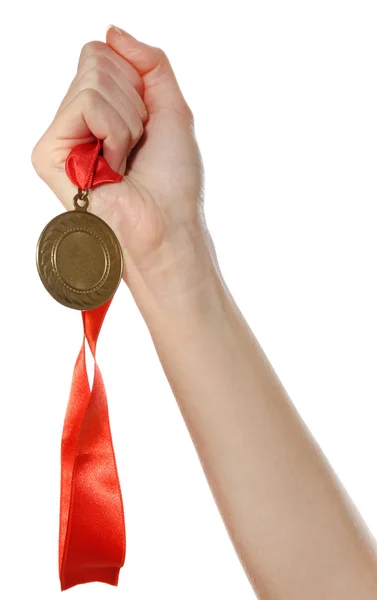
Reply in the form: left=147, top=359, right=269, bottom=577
left=32, top=26, right=213, bottom=307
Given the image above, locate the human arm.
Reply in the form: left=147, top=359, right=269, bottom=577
left=124, top=222, right=377, bottom=600
left=31, top=25, right=377, bottom=599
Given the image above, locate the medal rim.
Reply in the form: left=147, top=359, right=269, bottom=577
left=36, top=210, right=124, bottom=310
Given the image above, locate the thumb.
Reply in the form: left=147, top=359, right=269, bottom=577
left=105, top=25, right=192, bottom=119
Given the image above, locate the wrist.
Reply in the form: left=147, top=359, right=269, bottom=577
left=125, top=223, right=230, bottom=331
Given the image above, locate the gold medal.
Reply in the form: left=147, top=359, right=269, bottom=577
left=36, top=188, right=123, bottom=310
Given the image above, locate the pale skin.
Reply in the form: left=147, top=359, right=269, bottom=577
left=31, top=25, right=377, bottom=599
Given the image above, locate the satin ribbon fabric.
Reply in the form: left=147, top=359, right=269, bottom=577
left=59, top=139, right=126, bottom=591
left=65, top=138, right=123, bottom=189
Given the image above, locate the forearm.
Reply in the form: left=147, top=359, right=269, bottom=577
left=127, top=229, right=377, bottom=599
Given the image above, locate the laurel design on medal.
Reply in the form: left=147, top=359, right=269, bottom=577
left=36, top=210, right=123, bottom=310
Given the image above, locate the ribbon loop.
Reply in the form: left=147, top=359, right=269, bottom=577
left=65, top=138, right=123, bottom=189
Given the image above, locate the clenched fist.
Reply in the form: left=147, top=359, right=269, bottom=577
left=32, top=26, right=215, bottom=312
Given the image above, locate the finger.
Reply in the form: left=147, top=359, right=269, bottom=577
left=77, top=40, right=144, bottom=98
left=55, top=68, right=144, bottom=150
left=55, top=47, right=147, bottom=125
left=32, top=88, right=130, bottom=208
left=106, top=25, right=193, bottom=121
left=77, top=53, right=148, bottom=123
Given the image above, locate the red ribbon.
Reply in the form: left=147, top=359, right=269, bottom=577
left=59, top=139, right=126, bottom=591
left=65, top=138, right=123, bottom=189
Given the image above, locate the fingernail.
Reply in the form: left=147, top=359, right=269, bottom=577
left=106, top=24, right=127, bottom=36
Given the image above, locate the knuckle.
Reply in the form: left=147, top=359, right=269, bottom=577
left=119, top=120, right=130, bottom=141
left=78, top=40, right=107, bottom=69
left=79, top=86, right=102, bottom=107
left=31, top=141, right=45, bottom=176
left=134, top=121, right=144, bottom=141
left=81, top=52, right=111, bottom=73
left=140, top=104, right=148, bottom=122
left=84, top=66, right=112, bottom=90
left=152, top=46, right=169, bottom=66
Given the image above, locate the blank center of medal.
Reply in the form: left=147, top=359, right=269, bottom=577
left=56, top=231, right=107, bottom=290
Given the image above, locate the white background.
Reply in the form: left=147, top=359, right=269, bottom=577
left=1, top=1, right=377, bottom=598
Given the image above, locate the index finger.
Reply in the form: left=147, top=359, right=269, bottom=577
left=77, top=40, right=144, bottom=98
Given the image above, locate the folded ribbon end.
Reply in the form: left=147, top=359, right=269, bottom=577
left=60, top=566, right=122, bottom=591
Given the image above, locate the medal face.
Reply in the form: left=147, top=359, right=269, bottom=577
left=36, top=209, right=123, bottom=310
